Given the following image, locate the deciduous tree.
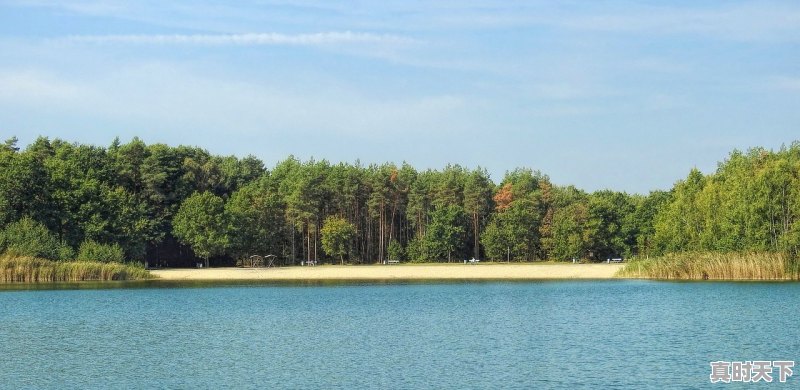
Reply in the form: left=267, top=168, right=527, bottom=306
left=173, top=192, right=229, bottom=267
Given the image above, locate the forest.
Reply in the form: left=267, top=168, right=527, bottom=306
left=1, top=136, right=798, bottom=267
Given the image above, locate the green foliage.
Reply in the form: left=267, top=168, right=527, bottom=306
left=651, top=144, right=800, bottom=257
left=1, top=135, right=798, bottom=271
left=77, top=240, right=125, bottom=263
left=633, top=191, right=672, bottom=258
left=173, top=191, right=229, bottom=266
left=482, top=199, right=540, bottom=261
left=406, top=205, right=468, bottom=263
left=463, top=168, right=494, bottom=259
left=586, top=190, right=637, bottom=259
left=481, top=217, right=512, bottom=261
left=387, top=239, right=404, bottom=261
left=225, top=177, right=284, bottom=259
left=653, top=169, right=706, bottom=253
left=2, top=136, right=19, bottom=153
left=0, top=142, right=51, bottom=226
left=0, top=217, right=67, bottom=260
left=421, top=205, right=467, bottom=262
left=320, top=215, right=355, bottom=264
left=58, top=245, right=76, bottom=261
left=550, top=203, right=588, bottom=260
left=406, top=237, right=433, bottom=263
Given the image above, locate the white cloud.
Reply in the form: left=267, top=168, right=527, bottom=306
left=59, top=32, right=413, bottom=46
left=11, top=1, right=800, bottom=43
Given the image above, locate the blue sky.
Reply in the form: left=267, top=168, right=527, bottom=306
left=1, top=1, right=798, bottom=193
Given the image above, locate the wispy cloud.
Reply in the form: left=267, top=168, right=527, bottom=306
left=59, top=31, right=413, bottom=46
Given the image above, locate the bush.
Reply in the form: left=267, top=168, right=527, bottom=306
left=58, top=245, right=76, bottom=261
left=77, top=240, right=125, bottom=263
left=406, top=238, right=430, bottom=263
left=0, top=217, right=63, bottom=260
left=388, top=240, right=404, bottom=261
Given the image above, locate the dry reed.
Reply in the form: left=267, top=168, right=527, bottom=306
left=0, top=255, right=154, bottom=282
left=616, top=252, right=798, bottom=280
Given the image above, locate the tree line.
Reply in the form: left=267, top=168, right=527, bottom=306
left=1, top=136, right=798, bottom=266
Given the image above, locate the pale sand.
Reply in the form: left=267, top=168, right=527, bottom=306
left=150, top=263, right=624, bottom=281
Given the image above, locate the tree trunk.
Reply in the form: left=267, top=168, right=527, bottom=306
left=473, top=212, right=480, bottom=259
left=380, top=204, right=385, bottom=263
left=291, top=222, right=296, bottom=265
left=307, top=225, right=311, bottom=263
left=390, top=200, right=397, bottom=245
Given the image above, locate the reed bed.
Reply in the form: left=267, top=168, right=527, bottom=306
left=617, top=252, right=798, bottom=280
left=0, top=255, right=154, bottom=282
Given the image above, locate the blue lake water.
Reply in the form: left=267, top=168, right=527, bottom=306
left=1, top=280, right=798, bottom=389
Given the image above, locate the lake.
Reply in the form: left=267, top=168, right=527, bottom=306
left=1, top=280, right=798, bottom=389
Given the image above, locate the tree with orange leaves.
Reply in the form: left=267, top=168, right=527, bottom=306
left=493, top=183, right=513, bottom=211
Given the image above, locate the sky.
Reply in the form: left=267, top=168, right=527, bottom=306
left=1, top=1, right=798, bottom=193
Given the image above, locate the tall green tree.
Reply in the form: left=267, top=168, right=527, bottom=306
left=463, top=168, right=493, bottom=259
left=550, top=203, right=589, bottom=260
left=481, top=199, right=539, bottom=261
left=586, top=191, right=637, bottom=259
left=633, top=191, right=671, bottom=258
left=653, top=169, right=707, bottom=254
left=424, top=205, right=467, bottom=262
left=225, top=176, right=285, bottom=260
left=0, top=140, right=51, bottom=227
left=173, top=192, right=229, bottom=267
left=407, top=170, right=434, bottom=240
left=481, top=213, right=515, bottom=261
left=321, top=215, right=355, bottom=264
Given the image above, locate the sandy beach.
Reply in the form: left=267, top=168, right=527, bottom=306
left=150, top=263, right=624, bottom=281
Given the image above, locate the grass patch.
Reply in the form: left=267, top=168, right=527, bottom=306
left=0, top=255, right=154, bottom=282
left=616, top=252, right=798, bottom=280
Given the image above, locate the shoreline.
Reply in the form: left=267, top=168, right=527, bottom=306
left=150, top=263, right=625, bottom=281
